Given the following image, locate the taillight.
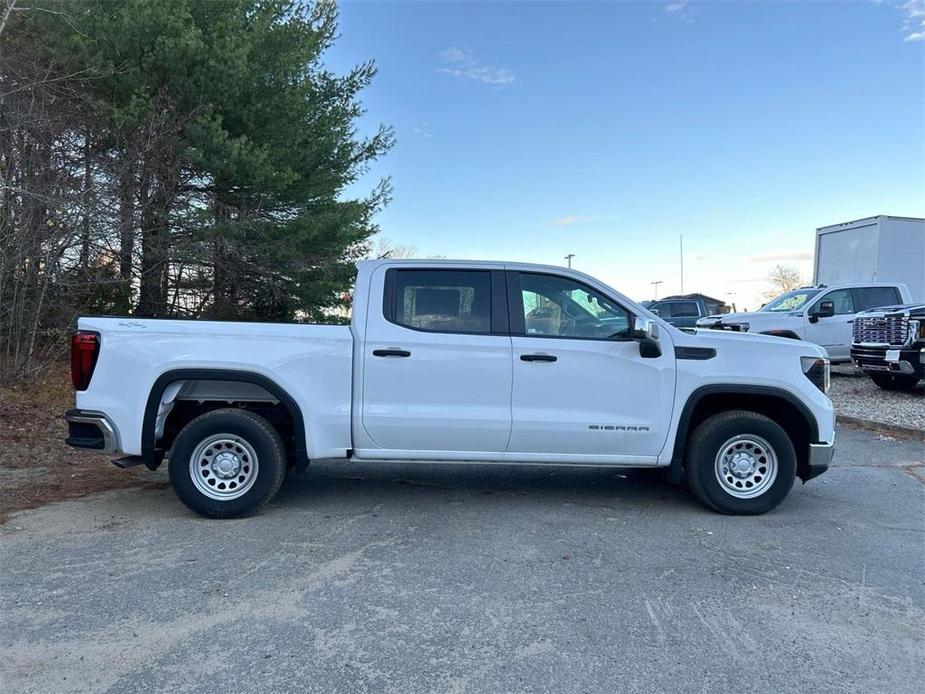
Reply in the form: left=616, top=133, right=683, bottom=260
left=71, top=331, right=100, bottom=391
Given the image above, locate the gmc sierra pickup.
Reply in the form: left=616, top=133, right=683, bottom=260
left=66, top=260, right=835, bottom=518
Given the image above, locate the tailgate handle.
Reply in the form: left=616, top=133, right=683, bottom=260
left=520, top=353, right=557, bottom=362
left=373, top=349, right=411, bottom=358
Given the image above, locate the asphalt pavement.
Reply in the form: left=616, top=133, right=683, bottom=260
left=1, top=427, right=923, bottom=693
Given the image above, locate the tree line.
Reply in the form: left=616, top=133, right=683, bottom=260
left=0, top=0, right=393, bottom=382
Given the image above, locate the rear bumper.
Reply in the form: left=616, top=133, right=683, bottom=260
left=65, top=409, right=122, bottom=454
left=805, top=440, right=835, bottom=481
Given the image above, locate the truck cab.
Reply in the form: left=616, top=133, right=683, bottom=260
left=696, top=283, right=911, bottom=362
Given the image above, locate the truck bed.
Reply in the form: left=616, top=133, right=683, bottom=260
left=76, top=317, right=354, bottom=458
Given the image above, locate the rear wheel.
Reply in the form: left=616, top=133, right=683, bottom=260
left=168, top=408, right=286, bottom=518
left=685, top=410, right=796, bottom=515
left=869, top=372, right=921, bottom=392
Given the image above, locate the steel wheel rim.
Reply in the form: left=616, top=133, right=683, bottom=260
left=189, top=433, right=259, bottom=501
left=714, top=434, right=778, bottom=499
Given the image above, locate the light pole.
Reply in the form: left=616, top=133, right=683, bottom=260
left=565, top=253, right=575, bottom=268
left=651, top=280, right=663, bottom=300
left=679, top=234, right=684, bottom=295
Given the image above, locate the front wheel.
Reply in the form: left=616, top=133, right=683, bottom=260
left=168, top=408, right=287, bottom=518
left=869, top=372, right=922, bottom=392
left=685, top=410, right=796, bottom=515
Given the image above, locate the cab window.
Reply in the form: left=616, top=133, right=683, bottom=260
left=516, top=273, right=630, bottom=339
left=388, top=269, right=492, bottom=333
left=659, top=301, right=700, bottom=318
left=814, top=289, right=855, bottom=315
left=854, top=287, right=900, bottom=311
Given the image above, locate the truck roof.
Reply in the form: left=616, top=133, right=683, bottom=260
left=358, top=257, right=587, bottom=275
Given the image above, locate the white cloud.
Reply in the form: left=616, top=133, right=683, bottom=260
left=883, top=0, right=925, bottom=41
left=412, top=121, right=433, bottom=139
left=664, top=0, right=696, bottom=20
left=438, top=47, right=515, bottom=86
left=747, top=251, right=813, bottom=263
left=548, top=214, right=618, bottom=226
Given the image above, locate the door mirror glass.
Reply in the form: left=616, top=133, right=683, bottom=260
left=632, top=317, right=661, bottom=358
left=632, top=316, right=659, bottom=340
left=813, top=299, right=835, bottom=319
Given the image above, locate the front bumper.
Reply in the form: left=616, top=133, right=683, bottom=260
left=65, top=409, right=122, bottom=454
left=851, top=345, right=925, bottom=378
left=804, top=440, right=835, bottom=481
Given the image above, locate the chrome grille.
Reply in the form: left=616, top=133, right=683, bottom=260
left=852, top=314, right=910, bottom=347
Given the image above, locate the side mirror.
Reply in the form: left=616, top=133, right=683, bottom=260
left=650, top=307, right=661, bottom=316
left=809, top=300, right=835, bottom=323
left=632, top=317, right=661, bottom=358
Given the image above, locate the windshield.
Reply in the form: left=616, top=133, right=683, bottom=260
left=760, top=289, right=821, bottom=312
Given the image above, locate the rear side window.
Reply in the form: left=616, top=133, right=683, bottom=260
left=667, top=301, right=700, bottom=317
left=387, top=269, right=492, bottom=333
left=854, top=287, right=900, bottom=311
left=652, top=301, right=699, bottom=318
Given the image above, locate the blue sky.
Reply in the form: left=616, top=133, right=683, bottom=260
left=327, top=0, right=924, bottom=309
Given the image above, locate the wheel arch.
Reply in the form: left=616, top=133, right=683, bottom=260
left=142, top=369, right=308, bottom=471
left=669, top=385, right=819, bottom=484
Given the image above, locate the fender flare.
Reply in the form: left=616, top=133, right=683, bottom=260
left=668, top=384, right=820, bottom=483
left=141, top=369, right=307, bottom=470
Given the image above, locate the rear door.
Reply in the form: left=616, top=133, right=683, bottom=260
left=506, top=271, right=674, bottom=462
left=360, top=267, right=513, bottom=454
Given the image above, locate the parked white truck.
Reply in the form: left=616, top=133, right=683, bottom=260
left=66, top=260, right=835, bottom=518
left=696, top=283, right=912, bottom=362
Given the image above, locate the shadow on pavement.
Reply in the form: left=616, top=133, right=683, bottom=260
left=270, top=460, right=702, bottom=513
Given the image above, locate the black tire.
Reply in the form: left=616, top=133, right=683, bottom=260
left=869, top=372, right=922, bottom=392
left=685, top=410, right=796, bottom=515
left=168, top=408, right=286, bottom=518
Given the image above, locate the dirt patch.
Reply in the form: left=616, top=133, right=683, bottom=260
left=0, top=365, right=162, bottom=522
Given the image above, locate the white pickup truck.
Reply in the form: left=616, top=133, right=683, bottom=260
left=696, top=283, right=912, bottom=362
left=66, top=260, right=835, bottom=518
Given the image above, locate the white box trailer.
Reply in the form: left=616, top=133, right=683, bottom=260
left=813, top=215, right=925, bottom=302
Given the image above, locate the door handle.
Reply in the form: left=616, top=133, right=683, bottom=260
left=373, top=349, right=411, bottom=358
left=520, top=353, right=557, bottom=362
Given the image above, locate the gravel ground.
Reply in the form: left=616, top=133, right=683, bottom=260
left=2, top=427, right=923, bottom=694
left=829, top=365, right=924, bottom=432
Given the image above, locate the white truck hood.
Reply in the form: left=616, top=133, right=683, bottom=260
left=673, top=324, right=828, bottom=361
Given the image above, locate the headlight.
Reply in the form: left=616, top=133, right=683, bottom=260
left=801, top=356, right=830, bottom=394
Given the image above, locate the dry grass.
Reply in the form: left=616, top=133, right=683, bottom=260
left=0, top=364, right=163, bottom=523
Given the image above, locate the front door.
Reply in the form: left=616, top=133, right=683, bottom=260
left=506, top=271, right=675, bottom=463
left=361, top=267, right=513, bottom=455
left=803, top=288, right=856, bottom=360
